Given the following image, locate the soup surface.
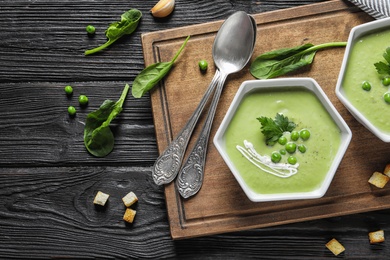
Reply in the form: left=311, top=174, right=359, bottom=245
left=224, top=87, right=341, bottom=194
left=342, top=28, right=390, bottom=133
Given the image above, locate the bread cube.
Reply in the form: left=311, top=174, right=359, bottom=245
left=93, top=191, right=110, bottom=206
left=369, top=230, right=385, bottom=244
left=383, top=164, right=390, bottom=177
left=368, top=171, right=390, bottom=188
left=122, top=191, right=138, bottom=207
left=326, top=238, right=345, bottom=256
left=123, top=208, right=137, bottom=223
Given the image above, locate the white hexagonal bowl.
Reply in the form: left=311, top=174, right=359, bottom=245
left=336, top=17, right=390, bottom=142
left=213, top=78, right=352, bottom=202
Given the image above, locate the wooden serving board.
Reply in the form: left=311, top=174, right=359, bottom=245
left=141, top=0, right=390, bottom=239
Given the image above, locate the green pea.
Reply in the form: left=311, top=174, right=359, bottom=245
left=298, top=144, right=307, bottom=153
left=362, top=81, right=371, bottom=91
left=278, top=136, right=287, bottom=145
left=79, top=94, right=89, bottom=106
left=285, top=142, right=296, bottom=154
left=299, top=129, right=310, bottom=140
left=198, top=60, right=208, bottom=71
left=287, top=156, right=297, bottom=165
left=384, top=92, right=390, bottom=104
left=64, top=85, right=73, bottom=95
left=382, top=77, right=390, bottom=86
left=68, top=106, right=76, bottom=116
left=290, top=131, right=299, bottom=141
left=271, top=152, right=282, bottom=163
left=86, top=25, right=96, bottom=35
left=279, top=149, right=286, bottom=155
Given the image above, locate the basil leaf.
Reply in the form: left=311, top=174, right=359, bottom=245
left=84, top=84, right=129, bottom=157
left=85, top=9, right=142, bottom=56
left=131, top=36, right=190, bottom=98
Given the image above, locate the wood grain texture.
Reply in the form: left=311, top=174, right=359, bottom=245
left=144, top=0, right=388, bottom=240
left=2, top=0, right=390, bottom=259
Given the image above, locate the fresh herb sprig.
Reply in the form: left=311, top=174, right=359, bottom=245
left=257, top=113, right=296, bottom=145
left=374, top=47, right=390, bottom=75
left=84, top=84, right=130, bottom=157
left=131, top=36, right=190, bottom=98
left=85, top=9, right=142, bottom=56
left=250, top=42, right=347, bottom=79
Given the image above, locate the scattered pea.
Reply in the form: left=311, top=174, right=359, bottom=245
left=298, top=144, right=307, bottom=153
left=290, top=131, right=299, bottom=141
left=278, top=136, right=287, bottom=145
left=68, top=106, right=76, bottom=116
left=279, top=149, right=286, bottom=155
left=198, top=60, right=208, bottom=71
left=64, top=85, right=73, bottom=95
left=86, top=25, right=96, bottom=35
left=271, top=152, right=282, bottom=163
left=384, top=92, right=390, bottom=104
left=299, top=129, right=310, bottom=140
left=382, top=77, right=390, bottom=86
left=79, top=95, right=89, bottom=106
left=285, top=142, right=296, bottom=154
left=361, top=81, right=371, bottom=91
left=287, top=156, right=297, bottom=165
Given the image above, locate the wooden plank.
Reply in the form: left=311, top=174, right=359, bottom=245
left=0, top=81, right=158, bottom=166
left=0, top=166, right=174, bottom=259
left=141, top=0, right=387, bottom=239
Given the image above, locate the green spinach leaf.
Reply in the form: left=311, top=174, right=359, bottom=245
left=84, top=84, right=129, bottom=157
left=250, top=42, right=347, bottom=79
left=131, top=36, right=190, bottom=98
left=85, top=9, right=142, bottom=56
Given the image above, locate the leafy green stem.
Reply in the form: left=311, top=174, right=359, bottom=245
left=298, top=42, right=347, bottom=55
left=117, top=83, right=130, bottom=107
left=85, top=40, right=116, bottom=56
left=171, top=36, right=190, bottom=63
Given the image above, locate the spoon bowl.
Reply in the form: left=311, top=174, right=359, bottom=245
left=213, top=12, right=256, bottom=75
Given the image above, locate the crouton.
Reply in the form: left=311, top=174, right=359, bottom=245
left=122, top=191, right=138, bottom=207
left=326, top=238, right=345, bottom=256
left=93, top=191, right=110, bottom=206
left=368, top=171, right=390, bottom=188
left=123, top=208, right=136, bottom=223
left=369, top=230, right=385, bottom=244
left=384, top=164, right=390, bottom=177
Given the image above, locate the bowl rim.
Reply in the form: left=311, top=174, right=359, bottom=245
left=213, top=77, right=352, bottom=202
left=335, top=17, right=390, bottom=142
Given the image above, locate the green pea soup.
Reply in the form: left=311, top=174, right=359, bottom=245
left=223, top=86, right=342, bottom=195
left=341, top=28, right=390, bottom=134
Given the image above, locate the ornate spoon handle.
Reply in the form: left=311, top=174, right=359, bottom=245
left=176, top=72, right=228, bottom=198
left=152, top=70, right=221, bottom=185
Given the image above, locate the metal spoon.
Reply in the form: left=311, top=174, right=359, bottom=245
left=152, top=11, right=256, bottom=186
left=176, top=12, right=257, bottom=198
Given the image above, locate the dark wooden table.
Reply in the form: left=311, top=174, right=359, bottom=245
left=1, top=0, right=389, bottom=259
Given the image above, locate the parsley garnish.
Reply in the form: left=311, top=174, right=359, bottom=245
left=374, top=47, right=390, bottom=75
left=257, top=113, right=296, bottom=145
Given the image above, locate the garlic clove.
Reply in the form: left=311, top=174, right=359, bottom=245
left=150, top=0, right=175, bottom=18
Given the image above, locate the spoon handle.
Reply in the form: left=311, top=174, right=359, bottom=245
left=176, top=72, right=228, bottom=198
left=152, top=70, right=221, bottom=185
